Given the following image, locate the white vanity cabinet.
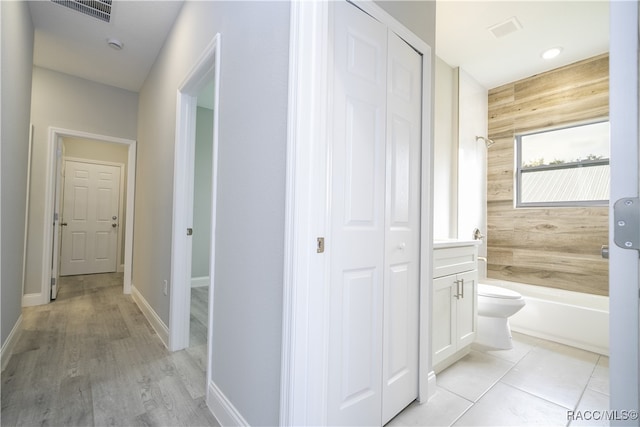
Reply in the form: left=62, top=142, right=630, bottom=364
left=432, top=241, right=480, bottom=372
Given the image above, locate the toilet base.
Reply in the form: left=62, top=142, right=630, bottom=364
left=475, top=316, right=514, bottom=350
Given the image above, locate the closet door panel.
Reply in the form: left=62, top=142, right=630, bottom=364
left=382, top=29, right=422, bottom=425
left=327, top=2, right=388, bottom=425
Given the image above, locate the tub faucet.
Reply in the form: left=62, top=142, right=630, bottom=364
left=473, top=228, right=485, bottom=240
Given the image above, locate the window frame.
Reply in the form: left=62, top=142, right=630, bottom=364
left=515, top=120, right=610, bottom=208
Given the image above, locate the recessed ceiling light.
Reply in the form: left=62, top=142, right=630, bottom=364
left=107, top=38, right=123, bottom=50
left=541, top=47, right=562, bottom=60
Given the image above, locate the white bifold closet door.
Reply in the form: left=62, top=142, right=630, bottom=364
left=327, top=1, right=422, bottom=425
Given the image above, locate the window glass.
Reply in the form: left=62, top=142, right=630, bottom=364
left=516, top=121, right=610, bottom=207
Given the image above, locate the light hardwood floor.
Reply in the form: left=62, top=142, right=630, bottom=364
left=1, top=273, right=219, bottom=427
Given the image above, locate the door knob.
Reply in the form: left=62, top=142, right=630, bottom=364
left=112, top=223, right=117, bottom=228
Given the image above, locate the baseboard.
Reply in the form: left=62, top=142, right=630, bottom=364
left=191, top=276, right=210, bottom=288
left=22, top=292, right=47, bottom=307
left=427, top=370, right=437, bottom=401
left=1, top=315, right=23, bottom=372
left=131, top=285, right=169, bottom=348
left=118, top=263, right=125, bottom=273
left=207, top=380, right=249, bottom=426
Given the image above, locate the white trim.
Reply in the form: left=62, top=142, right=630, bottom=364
left=207, top=380, right=249, bottom=427
left=1, top=315, right=23, bottom=372
left=191, top=276, right=210, bottom=288
left=609, top=0, right=640, bottom=416
left=281, top=1, right=331, bottom=424
left=281, top=0, right=433, bottom=423
left=170, top=34, right=221, bottom=356
left=40, top=127, right=136, bottom=306
left=22, top=124, right=34, bottom=300
left=118, top=263, right=125, bottom=273
left=22, top=293, right=46, bottom=307
left=426, top=371, right=437, bottom=401
left=131, top=285, right=169, bottom=347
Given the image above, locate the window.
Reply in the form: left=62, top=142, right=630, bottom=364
left=516, top=121, right=610, bottom=207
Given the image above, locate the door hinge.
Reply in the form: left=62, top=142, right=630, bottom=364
left=51, top=277, right=56, bottom=287
left=613, top=197, right=640, bottom=254
left=54, top=212, right=59, bottom=222
left=317, top=237, right=325, bottom=253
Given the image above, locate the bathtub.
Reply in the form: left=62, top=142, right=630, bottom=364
left=481, top=278, right=609, bottom=356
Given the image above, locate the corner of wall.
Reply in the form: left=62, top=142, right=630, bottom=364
left=1, top=315, right=23, bottom=372
left=131, top=285, right=169, bottom=348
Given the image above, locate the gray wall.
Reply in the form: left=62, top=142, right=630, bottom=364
left=192, top=107, right=213, bottom=279
left=1, top=1, right=34, bottom=347
left=374, top=0, right=436, bottom=50
left=134, top=2, right=289, bottom=424
left=25, top=67, right=138, bottom=295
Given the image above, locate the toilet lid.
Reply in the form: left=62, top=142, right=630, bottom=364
left=478, top=283, right=522, bottom=299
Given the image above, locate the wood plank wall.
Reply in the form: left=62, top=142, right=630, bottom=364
left=487, top=54, right=609, bottom=296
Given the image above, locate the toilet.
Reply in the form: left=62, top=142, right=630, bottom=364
left=476, top=283, right=526, bottom=350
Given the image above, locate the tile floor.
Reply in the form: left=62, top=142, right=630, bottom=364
left=388, top=332, right=611, bottom=427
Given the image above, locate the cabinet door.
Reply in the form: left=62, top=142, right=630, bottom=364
left=456, top=270, right=477, bottom=348
left=432, top=275, right=457, bottom=366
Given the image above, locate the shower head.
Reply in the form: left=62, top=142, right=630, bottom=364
left=476, top=136, right=495, bottom=148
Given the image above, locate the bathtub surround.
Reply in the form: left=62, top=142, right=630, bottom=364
left=487, top=54, right=609, bottom=296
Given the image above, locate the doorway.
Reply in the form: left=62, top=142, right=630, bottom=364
left=188, top=83, right=215, bottom=349
left=168, top=35, right=220, bottom=387
left=280, top=2, right=433, bottom=424
left=43, top=128, right=136, bottom=303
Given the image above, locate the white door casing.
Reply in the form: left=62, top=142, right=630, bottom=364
left=327, top=2, right=421, bottom=424
left=60, top=160, right=121, bottom=276
left=609, top=0, right=640, bottom=421
left=51, top=138, right=63, bottom=299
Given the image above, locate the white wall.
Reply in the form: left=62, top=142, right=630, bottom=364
left=192, top=107, right=213, bottom=279
left=457, top=69, right=488, bottom=264
left=134, top=2, right=290, bottom=425
left=1, top=0, right=33, bottom=348
left=433, top=60, right=488, bottom=260
left=25, top=67, right=138, bottom=297
left=434, top=57, right=458, bottom=239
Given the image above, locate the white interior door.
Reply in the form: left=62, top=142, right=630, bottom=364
left=382, top=29, right=421, bottom=425
left=327, top=3, right=387, bottom=424
left=60, top=160, right=121, bottom=276
left=327, top=2, right=421, bottom=425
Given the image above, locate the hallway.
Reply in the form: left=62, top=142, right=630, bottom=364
left=1, top=273, right=218, bottom=426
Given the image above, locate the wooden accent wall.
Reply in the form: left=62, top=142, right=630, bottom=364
left=487, top=54, right=609, bottom=296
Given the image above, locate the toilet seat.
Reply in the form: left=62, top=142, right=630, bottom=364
left=478, top=283, right=522, bottom=299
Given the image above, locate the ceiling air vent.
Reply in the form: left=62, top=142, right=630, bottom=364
left=488, top=16, right=523, bottom=39
left=51, top=0, right=112, bottom=23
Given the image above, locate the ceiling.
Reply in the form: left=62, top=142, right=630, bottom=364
left=27, top=1, right=609, bottom=94
left=436, top=1, right=610, bottom=89
left=28, top=0, right=184, bottom=92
